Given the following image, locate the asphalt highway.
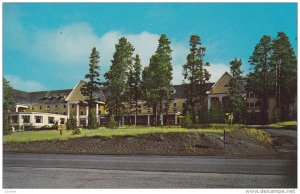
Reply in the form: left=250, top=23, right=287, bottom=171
left=3, top=153, right=297, bottom=188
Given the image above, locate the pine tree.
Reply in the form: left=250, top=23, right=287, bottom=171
left=3, top=78, right=13, bottom=135
left=228, top=58, right=245, bottom=124
left=248, top=35, right=272, bottom=124
left=127, top=54, right=142, bottom=125
left=142, top=34, right=173, bottom=126
left=66, top=115, right=78, bottom=130
left=271, top=32, right=297, bottom=121
left=105, top=37, right=135, bottom=120
left=81, top=47, right=102, bottom=129
left=183, top=35, right=210, bottom=124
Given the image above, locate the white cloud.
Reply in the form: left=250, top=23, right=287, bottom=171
left=6, top=75, right=47, bottom=92
left=6, top=19, right=229, bottom=87
left=207, top=63, right=231, bottom=82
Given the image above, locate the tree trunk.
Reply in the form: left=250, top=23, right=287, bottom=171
left=152, top=105, right=157, bottom=126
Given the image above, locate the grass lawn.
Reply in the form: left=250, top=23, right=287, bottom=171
left=269, top=121, right=297, bottom=127
left=3, top=126, right=228, bottom=143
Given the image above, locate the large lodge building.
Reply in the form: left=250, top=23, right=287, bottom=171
left=9, top=72, right=297, bottom=129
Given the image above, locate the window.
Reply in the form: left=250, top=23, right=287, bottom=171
left=98, top=110, right=101, bottom=114
left=46, top=106, right=50, bottom=111
left=54, top=105, right=58, bottom=110
left=31, top=106, right=34, bottom=111
left=63, top=105, right=66, bottom=108
left=72, top=104, right=75, bottom=108
left=249, top=92, right=255, bottom=98
left=250, top=103, right=254, bottom=107
left=22, top=115, right=30, bottom=123
left=11, top=116, right=18, bottom=123
left=48, top=117, right=55, bottom=124
left=80, top=111, right=84, bottom=115
left=256, top=101, right=261, bottom=107
left=39, top=106, right=42, bottom=110
left=35, top=116, right=43, bottom=123
left=173, top=103, right=177, bottom=107
left=182, top=103, right=186, bottom=108
left=247, top=103, right=251, bottom=107
left=63, top=112, right=67, bottom=115
left=60, top=118, right=65, bottom=124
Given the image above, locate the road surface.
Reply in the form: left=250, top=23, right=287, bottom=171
left=3, top=153, right=297, bottom=188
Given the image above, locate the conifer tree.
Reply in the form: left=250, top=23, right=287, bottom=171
left=183, top=35, right=210, bottom=124
left=228, top=58, right=245, bottom=124
left=248, top=35, right=272, bottom=124
left=127, top=54, right=142, bottom=125
left=81, top=47, right=101, bottom=129
left=271, top=32, right=297, bottom=121
left=142, top=34, right=173, bottom=125
left=105, top=37, right=135, bottom=120
left=3, top=78, right=13, bottom=135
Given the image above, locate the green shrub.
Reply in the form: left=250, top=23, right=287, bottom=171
left=3, top=114, right=11, bottom=135
left=271, top=107, right=280, bottom=123
left=107, top=115, right=118, bottom=129
left=66, top=115, right=77, bottom=130
left=208, top=108, right=225, bottom=124
left=88, top=110, right=99, bottom=129
left=181, top=111, right=192, bottom=128
left=72, top=128, right=82, bottom=135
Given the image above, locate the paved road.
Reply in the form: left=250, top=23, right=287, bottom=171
left=3, top=153, right=297, bottom=188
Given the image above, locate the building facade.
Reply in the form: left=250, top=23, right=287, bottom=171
left=9, top=72, right=296, bottom=129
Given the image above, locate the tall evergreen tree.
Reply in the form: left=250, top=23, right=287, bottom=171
left=183, top=35, right=210, bottom=124
left=81, top=47, right=101, bottom=129
left=248, top=35, right=272, bottom=124
left=142, top=34, right=173, bottom=125
left=127, top=54, right=142, bottom=125
left=271, top=32, right=297, bottom=121
left=228, top=58, right=245, bottom=124
left=3, top=78, right=13, bottom=134
left=105, top=37, right=135, bottom=120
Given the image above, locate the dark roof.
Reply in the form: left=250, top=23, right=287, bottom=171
left=12, top=89, right=72, bottom=105
left=92, top=88, right=106, bottom=101
left=29, top=89, right=73, bottom=104
left=12, top=89, right=30, bottom=104
left=172, top=83, right=214, bottom=99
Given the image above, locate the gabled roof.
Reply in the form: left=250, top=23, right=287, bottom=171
left=65, top=80, right=106, bottom=102
left=209, top=71, right=232, bottom=91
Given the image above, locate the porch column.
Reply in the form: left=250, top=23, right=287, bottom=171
left=86, top=106, right=89, bottom=126
left=96, top=103, right=99, bottom=121
left=218, top=96, right=223, bottom=105
left=208, top=96, right=211, bottom=110
left=122, top=116, right=124, bottom=125
left=18, top=114, right=22, bottom=130
left=175, top=114, right=177, bottom=125
left=135, top=114, right=137, bottom=125
left=76, top=103, right=80, bottom=126
left=30, top=114, right=34, bottom=124
left=67, top=103, right=70, bottom=119
left=147, top=114, right=150, bottom=126
left=16, top=105, right=19, bottom=113
left=160, top=113, right=163, bottom=125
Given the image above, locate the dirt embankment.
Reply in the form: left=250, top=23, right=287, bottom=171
left=3, top=131, right=296, bottom=159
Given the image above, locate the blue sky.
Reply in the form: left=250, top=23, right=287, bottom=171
left=3, top=3, right=297, bottom=91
